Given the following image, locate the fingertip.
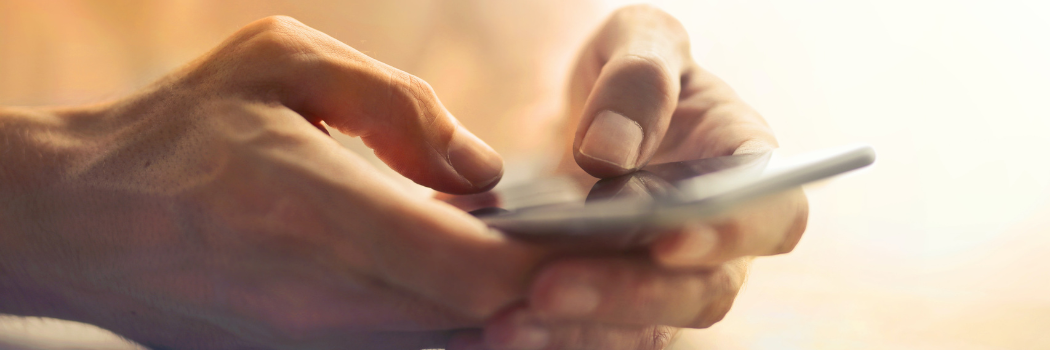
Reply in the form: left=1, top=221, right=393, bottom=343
left=574, top=153, right=634, bottom=178
left=578, top=110, right=643, bottom=170
left=448, top=126, right=504, bottom=191
left=573, top=53, right=682, bottom=179
left=435, top=191, right=501, bottom=212
left=651, top=224, right=719, bottom=267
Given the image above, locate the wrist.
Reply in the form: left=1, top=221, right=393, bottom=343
left=0, top=105, right=102, bottom=317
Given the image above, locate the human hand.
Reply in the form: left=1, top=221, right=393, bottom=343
left=0, top=16, right=550, bottom=350
left=447, top=5, right=810, bottom=350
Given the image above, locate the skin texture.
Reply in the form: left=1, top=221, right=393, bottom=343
left=0, top=16, right=534, bottom=349
left=448, top=6, right=809, bottom=350
left=0, top=6, right=808, bottom=350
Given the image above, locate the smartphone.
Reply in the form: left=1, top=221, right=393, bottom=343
left=470, top=144, right=875, bottom=243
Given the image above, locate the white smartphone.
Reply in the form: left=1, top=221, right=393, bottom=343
left=471, top=144, right=875, bottom=242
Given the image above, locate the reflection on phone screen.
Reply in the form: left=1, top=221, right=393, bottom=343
left=471, top=151, right=772, bottom=217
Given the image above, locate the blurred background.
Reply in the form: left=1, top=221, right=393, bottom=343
left=2, top=0, right=1049, bottom=349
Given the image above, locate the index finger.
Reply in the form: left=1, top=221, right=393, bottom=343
left=206, top=16, right=503, bottom=194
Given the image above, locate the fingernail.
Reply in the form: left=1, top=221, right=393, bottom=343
left=579, top=110, right=643, bottom=170
left=659, top=225, right=719, bottom=266
left=448, top=126, right=504, bottom=189
left=505, top=322, right=550, bottom=350
left=545, top=277, right=600, bottom=317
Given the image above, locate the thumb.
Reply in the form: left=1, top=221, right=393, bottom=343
left=571, top=6, right=692, bottom=178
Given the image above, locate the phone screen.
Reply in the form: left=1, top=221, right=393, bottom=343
left=461, top=144, right=874, bottom=244
left=465, top=151, right=775, bottom=243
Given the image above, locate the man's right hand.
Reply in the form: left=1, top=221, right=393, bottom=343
left=0, top=16, right=540, bottom=349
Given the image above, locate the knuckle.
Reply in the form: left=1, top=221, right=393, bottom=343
left=613, top=4, right=666, bottom=21
left=691, top=306, right=728, bottom=329
left=247, top=31, right=309, bottom=58
left=687, top=300, right=731, bottom=329
left=687, top=269, right=743, bottom=329
left=237, top=16, right=318, bottom=60
left=396, top=72, right=439, bottom=102
left=252, top=15, right=306, bottom=32
left=192, top=16, right=320, bottom=88
left=617, top=53, right=674, bottom=82
left=711, top=267, right=744, bottom=296
left=641, top=326, right=677, bottom=350
left=606, top=4, right=692, bottom=63
left=607, top=54, right=678, bottom=101
left=385, top=70, right=442, bottom=123
left=674, top=276, right=710, bottom=321
left=611, top=4, right=690, bottom=38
